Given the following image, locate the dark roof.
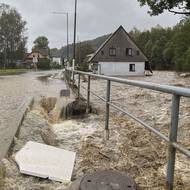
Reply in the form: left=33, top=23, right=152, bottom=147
left=89, top=25, right=148, bottom=63
left=31, top=49, right=49, bottom=57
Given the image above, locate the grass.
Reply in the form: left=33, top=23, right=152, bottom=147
left=0, top=69, right=30, bottom=76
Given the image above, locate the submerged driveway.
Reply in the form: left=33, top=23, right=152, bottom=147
left=0, top=70, right=66, bottom=159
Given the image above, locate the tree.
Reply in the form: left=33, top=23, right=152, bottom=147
left=129, top=19, right=190, bottom=71
left=184, top=48, right=190, bottom=71
left=76, top=43, right=94, bottom=65
left=33, top=36, right=49, bottom=51
left=163, top=44, right=175, bottom=70
left=0, top=4, right=27, bottom=68
left=76, top=43, right=94, bottom=71
left=137, top=0, right=190, bottom=15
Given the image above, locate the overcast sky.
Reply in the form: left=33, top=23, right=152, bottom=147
left=1, top=0, right=181, bottom=51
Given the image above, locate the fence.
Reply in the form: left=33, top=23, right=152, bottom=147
left=65, top=68, right=190, bottom=190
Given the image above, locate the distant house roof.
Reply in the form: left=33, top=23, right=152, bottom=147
left=25, top=51, right=48, bottom=61
left=89, top=25, right=149, bottom=63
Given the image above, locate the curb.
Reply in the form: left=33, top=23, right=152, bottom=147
left=0, top=97, right=34, bottom=160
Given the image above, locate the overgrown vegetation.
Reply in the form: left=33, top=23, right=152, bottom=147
left=130, top=19, right=190, bottom=71
left=50, top=62, right=62, bottom=69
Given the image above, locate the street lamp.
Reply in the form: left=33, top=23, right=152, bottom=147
left=73, top=0, right=77, bottom=62
left=53, top=12, right=69, bottom=65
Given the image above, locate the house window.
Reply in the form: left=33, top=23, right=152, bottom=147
left=137, top=50, right=140, bottom=55
left=129, top=64, right=135, bottom=72
left=109, top=48, right=116, bottom=56
left=126, top=48, right=132, bottom=56
left=101, top=50, right=104, bottom=55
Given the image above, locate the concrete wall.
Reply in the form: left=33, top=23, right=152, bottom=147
left=98, top=62, right=145, bottom=76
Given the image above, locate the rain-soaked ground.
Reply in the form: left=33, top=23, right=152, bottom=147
left=0, top=70, right=66, bottom=159
left=1, top=71, right=190, bottom=190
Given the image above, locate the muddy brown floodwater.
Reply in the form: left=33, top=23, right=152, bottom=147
left=0, top=70, right=66, bottom=159
left=1, top=71, right=190, bottom=190
left=78, top=71, right=190, bottom=190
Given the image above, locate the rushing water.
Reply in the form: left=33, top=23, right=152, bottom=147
left=0, top=70, right=66, bottom=158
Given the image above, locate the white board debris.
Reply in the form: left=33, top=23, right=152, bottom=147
left=15, top=141, right=76, bottom=182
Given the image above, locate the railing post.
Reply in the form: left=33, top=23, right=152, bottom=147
left=166, top=95, right=180, bottom=190
left=78, top=73, right=80, bottom=98
left=72, top=59, right=75, bottom=82
left=72, top=72, right=75, bottom=82
left=87, top=76, right=91, bottom=113
left=105, top=80, right=111, bottom=140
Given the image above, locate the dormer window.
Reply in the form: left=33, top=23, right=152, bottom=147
left=137, top=50, right=140, bottom=55
left=109, top=48, right=116, bottom=56
left=126, top=48, right=132, bottom=56
left=101, top=50, right=104, bottom=55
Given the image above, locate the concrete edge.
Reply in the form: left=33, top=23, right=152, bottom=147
left=6, top=97, right=35, bottom=158
left=15, top=97, right=34, bottom=138
left=0, top=97, right=34, bottom=188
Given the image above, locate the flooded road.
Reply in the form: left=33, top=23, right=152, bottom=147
left=0, top=70, right=66, bottom=159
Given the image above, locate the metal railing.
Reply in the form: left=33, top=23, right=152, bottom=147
left=65, top=69, right=190, bottom=190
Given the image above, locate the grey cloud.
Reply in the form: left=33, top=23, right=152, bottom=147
left=1, top=0, right=181, bottom=51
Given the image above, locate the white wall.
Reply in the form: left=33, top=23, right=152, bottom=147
left=52, top=57, right=61, bottom=65
left=98, top=62, right=145, bottom=76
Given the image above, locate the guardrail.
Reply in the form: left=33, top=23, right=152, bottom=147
left=65, top=68, right=190, bottom=190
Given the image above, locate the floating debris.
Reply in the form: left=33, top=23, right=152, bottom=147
left=15, top=141, right=76, bottom=182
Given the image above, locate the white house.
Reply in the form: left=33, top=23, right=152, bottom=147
left=50, top=51, right=62, bottom=65
left=52, top=56, right=62, bottom=65
left=89, top=26, right=151, bottom=76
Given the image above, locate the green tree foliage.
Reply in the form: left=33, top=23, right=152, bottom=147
left=130, top=20, right=190, bottom=71
left=33, top=36, right=49, bottom=51
left=184, top=48, right=190, bottom=70
left=137, top=0, right=190, bottom=15
left=76, top=43, right=94, bottom=71
left=37, top=58, right=50, bottom=70
left=0, top=4, right=27, bottom=68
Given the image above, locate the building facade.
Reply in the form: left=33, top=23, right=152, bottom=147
left=25, top=51, right=49, bottom=64
left=89, top=26, right=150, bottom=76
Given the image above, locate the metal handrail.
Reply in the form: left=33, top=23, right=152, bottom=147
left=73, top=69, right=190, bottom=97
left=80, top=83, right=190, bottom=157
left=65, top=68, right=190, bottom=190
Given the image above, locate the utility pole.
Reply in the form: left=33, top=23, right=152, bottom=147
left=53, top=12, right=69, bottom=65
left=73, top=0, right=77, bottom=70
left=66, top=12, right=69, bottom=63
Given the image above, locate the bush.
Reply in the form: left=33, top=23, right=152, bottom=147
left=50, top=61, right=62, bottom=69
left=76, top=62, right=91, bottom=72
left=37, top=58, right=50, bottom=70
